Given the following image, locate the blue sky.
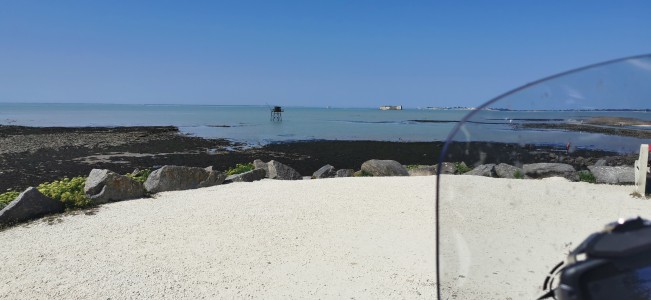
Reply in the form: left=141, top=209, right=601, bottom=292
left=1, top=1, right=650, bottom=108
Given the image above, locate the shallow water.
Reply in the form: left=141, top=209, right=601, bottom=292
left=0, top=103, right=649, bottom=153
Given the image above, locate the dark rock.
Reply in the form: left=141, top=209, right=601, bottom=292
left=0, top=187, right=64, bottom=225
left=226, top=168, right=267, bottom=183
left=267, top=160, right=302, bottom=180
left=144, top=165, right=226, bottom=193
left=313, top=165, right=337, bottom=179
left=407, top=165, right=437, bottom=176
left=361, top=160, right=409, bottom=177
left=495, top=163, right=524, bottom=179
left=465, top=164, right=496, bottom=177
left=84, top=169, right=146, bottom=204
left=335, top=169, right=355, bottom=178
left=253, top=159, right=269, bottom=177
left=523, top=163, right=578, bottom=181
left=588, top=166, right=635, bottom=185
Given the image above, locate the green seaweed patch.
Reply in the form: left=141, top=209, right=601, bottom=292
left=37, top=176, right=91, bottom=209
left=578, top=170, right=596, bottom=184
left=226, top=163, right=255, bottom=176
left=126, top=169, right=152, bottom=183
left=0, top=191, right=20, bottom=210
left=454, top=162, right=471, bottom=174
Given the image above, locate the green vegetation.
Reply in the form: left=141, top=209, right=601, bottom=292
left=405, top=165, right=420, bottom=170
left=37, top=177, right=91, bottom=209
left=0, top=191, right=20, bottom=210
left=578, top=170, right=596, bottom=183
left=353, top=170, right=373, bottom=177
left=454, top=162, right=471, bottom=174
left=226, top=163, right=255, bottom=175
left=514, top=170, right=524, bottom=179
left=126, top=169, right=152, bottom=183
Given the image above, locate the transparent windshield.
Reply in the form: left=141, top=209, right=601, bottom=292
left=436, top=55, right=651, bottom=299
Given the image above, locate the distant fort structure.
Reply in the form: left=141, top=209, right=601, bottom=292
left=379, top=105, right=402, bottom=110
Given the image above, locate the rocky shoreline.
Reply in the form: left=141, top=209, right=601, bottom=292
left=2, top=156, right=646, bottom=227
left=0, top=125, right=639, bottom=192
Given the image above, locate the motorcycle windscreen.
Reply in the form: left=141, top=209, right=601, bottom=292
left=436, top=55, right=651, bottom=299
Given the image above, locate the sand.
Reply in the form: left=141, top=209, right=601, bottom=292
left=0, top=176, right=647, bottom=299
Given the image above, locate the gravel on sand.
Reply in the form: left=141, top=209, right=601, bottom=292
left=0, top=176, right=647, bottom=299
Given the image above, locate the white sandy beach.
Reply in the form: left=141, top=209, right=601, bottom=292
left=0, top=176, right=647, bottom=299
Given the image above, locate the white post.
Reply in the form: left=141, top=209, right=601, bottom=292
left=635, top=144, right=649, bottom=195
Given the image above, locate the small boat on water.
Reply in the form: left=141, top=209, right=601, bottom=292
left=379, top=105, right=402, bottom=110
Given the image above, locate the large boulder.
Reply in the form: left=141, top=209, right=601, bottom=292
left=313, top=165, right=337, bottom=179
left=523, top=163, right=578, bottom=181
left=495, top=163, right=524, bottom=179
left=0, top=187, right=64, bottom=225
left=465, top=164, right=496, bottom=177
left=407, top=165, right=437, bottom=176
left=144, top=165, right=226, bottom=193
left=226, top=169, right=267, bottom=183
left=335, top=169, right=355, bottom=178
left=253, top=159, right=269, bottom=177
left=361, top=160, right=409, bottom=177
left=588, top=166, right=635, bottom=185
left=267, top=160, right=302, bottom=180
left=84, top=169, right=145, bottom=204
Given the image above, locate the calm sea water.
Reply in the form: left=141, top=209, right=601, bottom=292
left=1, top=103, right=649, bottom=153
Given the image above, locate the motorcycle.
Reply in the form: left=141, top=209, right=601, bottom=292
left=435, top=54, right=651, bottom=299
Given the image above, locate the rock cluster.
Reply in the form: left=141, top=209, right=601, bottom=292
left=0, top=156, right=639, bottom=227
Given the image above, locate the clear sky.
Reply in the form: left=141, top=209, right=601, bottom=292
left=1, top=1, right=650, bottom=108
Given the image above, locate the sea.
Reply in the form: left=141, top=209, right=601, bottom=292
left=1, top=103, right=650, bottom=153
